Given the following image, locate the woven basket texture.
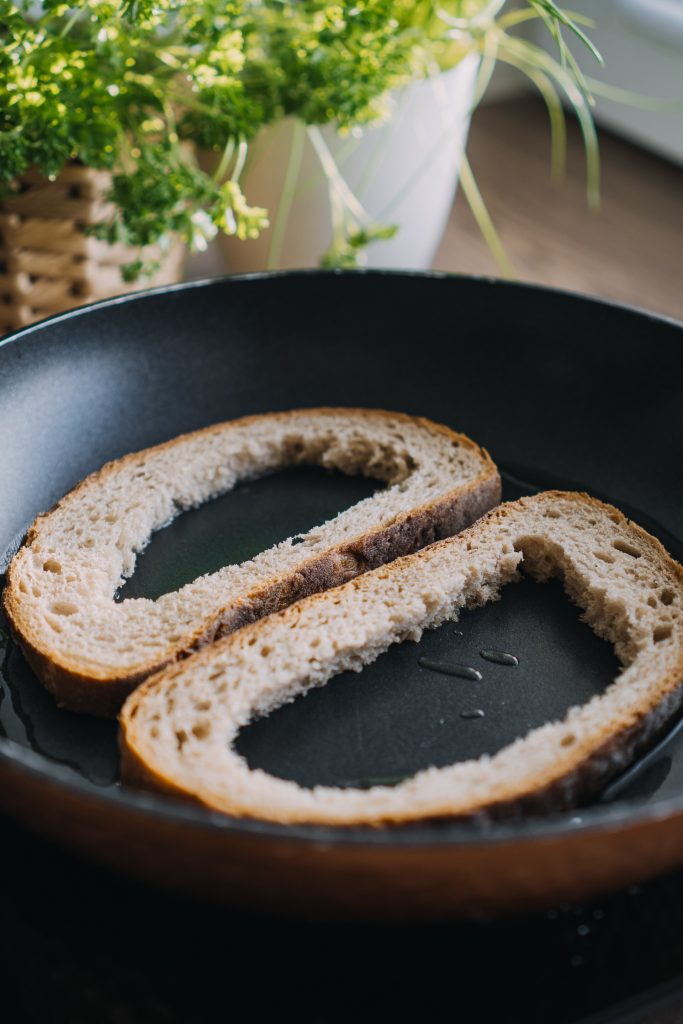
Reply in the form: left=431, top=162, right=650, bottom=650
left=0, top=165, right=184, bottom=335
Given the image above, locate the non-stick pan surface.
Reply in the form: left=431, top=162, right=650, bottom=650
left=1, top=270, right=682, bottom=918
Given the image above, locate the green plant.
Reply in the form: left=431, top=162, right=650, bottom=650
left=0, top=1, right=602, bottom=275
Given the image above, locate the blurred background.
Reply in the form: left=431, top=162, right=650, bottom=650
left=186, top=0, right=683, bottom=321
left=2, top=0, right=682, bottom=332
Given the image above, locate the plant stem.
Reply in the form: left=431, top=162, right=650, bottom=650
left=307, top=125, right=371, bottom=225
left=458, top=154, right=514, bottom=278
left=231, top=138, right=248, bottom=183
left=267, top=119, right=306, bottom=270
left=213, top=138, right=235, bottom=183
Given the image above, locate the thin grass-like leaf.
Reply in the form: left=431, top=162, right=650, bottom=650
left=501, top=34, right=600, bottom=206
left=497, top=48, right=567, bottom=180
left=267, top=120, right=305, bottom=270
left=469, top=27, right=499, bottom=110
left=584, top=77, right=683, bottom=112
left=530, top=0, right=604, bottom=64
left=459, top=153, right=514, bottom=278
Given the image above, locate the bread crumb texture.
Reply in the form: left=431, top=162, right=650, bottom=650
left=3, top=408, right=500, bottom=714
left=120, top=492, right=683, bottom=826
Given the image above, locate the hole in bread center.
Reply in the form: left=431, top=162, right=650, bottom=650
left=234, top=577, right=619, bottom=790
left=117, top=466, right=383, bottom=602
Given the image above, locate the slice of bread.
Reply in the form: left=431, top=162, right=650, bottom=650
left=3, top=408, right=500, bottom=716
left=120, top=492, right=683, bottom=825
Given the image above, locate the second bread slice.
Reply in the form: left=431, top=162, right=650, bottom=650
left=120, top=492, right=683, bottom=825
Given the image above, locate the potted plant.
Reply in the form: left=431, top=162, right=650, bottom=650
left=0, top=1, right=600, bottom=330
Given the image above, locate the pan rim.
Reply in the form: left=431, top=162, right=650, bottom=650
left=0, top=268, right=680, bottom=356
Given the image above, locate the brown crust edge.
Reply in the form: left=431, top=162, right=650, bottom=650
left=2, top=409, right=501, bottom=717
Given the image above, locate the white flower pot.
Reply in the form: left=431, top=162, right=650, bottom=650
left=216, top=53, right=480, bottom=272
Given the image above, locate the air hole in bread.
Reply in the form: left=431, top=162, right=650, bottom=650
left=594, top=551, right=615, bottom=564
left=260, top=645, right=272, bottom=657
left=560, top=734, right=576, bottom=747
left=661, top=589, right=675, bottom=606
left=175, top=729, right=188, bottom=750
left=18, top=580, right=28, bottom=594
left=285, top=438, right=305, bottom=457
left=82, top=538, right=95, bottom=549
left=51, top=600, right=79, bottom=616
left=653, top=624, right=672, bottom=643
left=613, top=540, right=641, bottom=559
left=648, top=595, right=658, bottom=608
left=192, top=721, right=210, bottom=739
left=42, top=559, right=62, bottom=573
left=543, top=510, right=561, bottom=519
left=193, top=700, right=211, bottom=712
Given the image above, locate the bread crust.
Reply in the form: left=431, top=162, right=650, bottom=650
left=119, top=491, right=683, bottom=826
left=3, top=408, right=500, bottom=716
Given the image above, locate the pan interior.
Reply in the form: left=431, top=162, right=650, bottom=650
left=1, top=273, right=682, bottom=833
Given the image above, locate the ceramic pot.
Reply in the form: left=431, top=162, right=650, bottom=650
left=215, top=54, right=480, bottom=272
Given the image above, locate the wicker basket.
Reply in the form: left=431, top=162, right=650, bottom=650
left=0, top=165, right=185, bottom=335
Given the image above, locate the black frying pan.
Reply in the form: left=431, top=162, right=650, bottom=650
left=1, top=270, right=682, bottom=918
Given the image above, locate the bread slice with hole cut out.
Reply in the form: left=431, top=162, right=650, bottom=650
left=3, top=408, right=500, bottom=716
left=119, top=491, right=683, bottom=825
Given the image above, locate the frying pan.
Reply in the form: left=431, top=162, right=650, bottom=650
left=1, top=270, right=682, bottom=919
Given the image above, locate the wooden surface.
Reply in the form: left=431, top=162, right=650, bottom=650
left=435, top=97, right=683, bottom=322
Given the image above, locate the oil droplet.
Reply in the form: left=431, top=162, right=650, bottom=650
left=577, top=924, right=590, bottom=937
left=460, top=709, right=485, bottom=720
left=418, top=658, right=482, bottom=681
left=480, top=649, right=519, bottom=666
